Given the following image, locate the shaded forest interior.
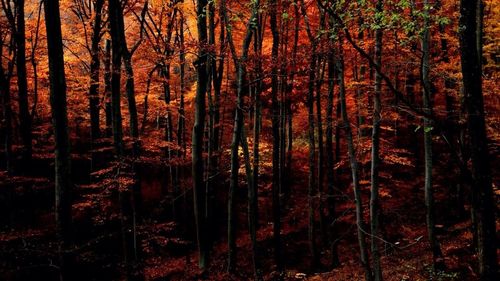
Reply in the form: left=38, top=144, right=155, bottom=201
left=0, top=0, right=499, bottom=280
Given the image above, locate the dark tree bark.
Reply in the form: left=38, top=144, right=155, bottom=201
left=0, top=33, right=13, bottom=173
left=421, top=0, right=444, bottom=271
left=15, top=0, right=32, bottom=165
left=337, top=39, right=373, bottom=281
left=370, top=1, right=384, bottom=280
left=326, top=36, right=340, bottom=268
left=104, top=39, right=113, bottom=137
left=192, top=0, right=209, bottom=270
left=223, top=0, right=258, bottom=273
left=109, top=0, right=124, bottom=156
left=88, top=0, right=105, bottom=143
left=458, top=0, right=498, bottom=279
left=43, top=0, right=72, bottom=279
left=270, top=0, right=283, bottom=273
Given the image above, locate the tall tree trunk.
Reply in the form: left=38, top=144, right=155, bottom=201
left=458, top=0, right=498, bottom=279
left=0, top=37, right=13, bottom=172
left=421, top=0, right=444, bottom=270
left=307, top=48, right=319, bottom=269
left=16, top=0, right=32, bottom=166
left=88, top=0, right=104, bottom=144
left=326, top=38, right=339, bottom=268
left=104, top=39, right=113, bottom=138
left=337, top=40, right=372, bottom=281
left=224, top=0, right=258, bottom=272
left=109, top=0, right=124, bottom=156
left=193, top=0, right=209, bottom=270
left=270, top=0, right=282, bottom=272
left=370, top=1, right=384, bottom=280
left=43, top=1, right=72, bottom=279
left=123, top=51, right=140, bottom=156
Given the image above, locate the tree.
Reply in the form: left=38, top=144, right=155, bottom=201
left=421, top=0, right=444, bottom=271
left=0, top=27, right=14, bottom=172
left=88, top=0, right=105, bottom=143
left=109, top=0, right=124, bottom=155
left=458, top=0, right=498, bottom=279
left=270, top=0, right=283, bottom=273
left=43, top=0, right=72, bottom=279
left=1, top=0, right=32, bottom=165
left=192, top=0, right=209, bottom=270
left=222, top=0, right=258, bottom=273
left=370, top=1, right=384, bottom=280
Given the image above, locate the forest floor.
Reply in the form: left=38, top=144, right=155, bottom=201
left=0, top=136, right=498, bottom=281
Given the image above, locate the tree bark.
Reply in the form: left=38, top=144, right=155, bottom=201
left=16, top=0, right=32, bottom=165
left=88, top=0, right=104, bottom=143
left=458, top=0, right=498, bottom=279
left=43, top=1, right=72, bottom=279
left=270, top=0, right=283, bottom=272
left=370, top=1, right=384, bottom=280
left=421, top=0, right=444, bottom=271
left=337, top=39, right=373, bottom=281
left=193, top=0, right=209, bottom=270
left=109, top=0, right=124, bottom=156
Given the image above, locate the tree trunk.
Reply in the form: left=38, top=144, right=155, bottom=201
left=88, top=0, right=104, bottom=144
left=16, top=0, right=32, bottom=166
left=109, top=0, right=124, bottom=156
left=104, top=39, right=113, bottom=138
left=337, top=40, right=373, bottom=281
left=193, top=0, right=209, bottom=270
left=224, top=0, right=258, bottom=272
left=326, top=40, right=340, bottom=268
left=270, top=0, right=282, bottom=272
left=370, top=1, right=384, bottom=280
left=43, top=1, right=72, bottom=279
left=123, top=51, right=139, bottom=156
left=458, top=0, right=498, bottom=279
left=0, top=37, right=13, bottom=172
left=421, top=0, right=444, bottom=270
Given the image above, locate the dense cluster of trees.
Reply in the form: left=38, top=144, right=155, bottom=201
left=0, top=0, right=498, bottom=280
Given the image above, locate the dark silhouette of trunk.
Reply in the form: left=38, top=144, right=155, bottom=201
left=29, top=2, right=42, bottom=121
left=315, top=49, right=327, bottom=248
left=109, top=2, right=143, bottom=280
left=248, top=8, right=263, bottom=272
left=104, top=39, right=113, bottom=137
left=15, top=0, right=32, bottom=166
left=270, top=0, right=282, bottom=273
left=109, top=0, right=124, bottom=156
left=300, top=0, right=321, bottom=268
left=284, top=3, right=300, bottom=198
left=354, top=15, right=366, bottom=138
left=306, top=49, right=319, bottom=269
left=123, top=50, right=139, bottom=157
left=223, top=0, right=258, bottom=273
left=0, top=35, right=13, bottom=173
left=88, top=0, right=104, bottom=143
left=43, top=1, right=72, bottom=279
left=421, top=0, right=444, bottom=271
left=326, top=37, right=339, bottom=268
left=370, top=1, right=384, bottom=280
left=337, top=39, right=373, bottom=281
left=458, top=0, right=498, bottom=279
left=193, top=0, right=209, bottom=270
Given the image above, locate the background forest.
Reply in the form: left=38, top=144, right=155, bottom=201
left=0, top=0, right=499, bottom=280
